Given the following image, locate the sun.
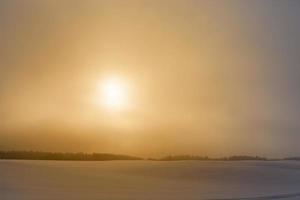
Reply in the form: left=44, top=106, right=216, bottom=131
left=97, top=76, right=128, bottom=110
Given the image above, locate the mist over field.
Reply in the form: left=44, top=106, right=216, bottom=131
left=1, top=0, right=300, bottom=199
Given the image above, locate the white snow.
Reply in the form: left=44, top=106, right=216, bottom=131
left=1, top=160, right=300, bottom=200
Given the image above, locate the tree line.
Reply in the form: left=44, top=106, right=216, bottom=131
left=148, top=155, right=268, bottom=161
left=0, top=151, right=299, bottom=161
left=0, top=151, right=142, bottom=161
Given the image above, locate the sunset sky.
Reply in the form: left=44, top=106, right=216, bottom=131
left=1, top=0, right=300, bottom=157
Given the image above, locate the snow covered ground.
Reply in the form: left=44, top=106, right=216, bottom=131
left=1, top=160, right=300, bottom=200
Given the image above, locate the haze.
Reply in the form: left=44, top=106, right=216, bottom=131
left=1, top=0, right=300, bottom=158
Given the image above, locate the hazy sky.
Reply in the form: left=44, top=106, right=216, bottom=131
left=1, top=0, right=300, bottom=157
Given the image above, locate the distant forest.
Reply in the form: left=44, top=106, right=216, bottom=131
left=154, top=155, right=300, bottom=161
left=0, top=151, right=142, bottom=161
left=0, top=151, right=299, bottom=161
left=154, top=155, right=268, bottom=161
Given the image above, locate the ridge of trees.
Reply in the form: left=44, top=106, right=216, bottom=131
left=149, top=155, right=268, bottom=161
left=0, top=151, right=142, bottom=161
left=0, top=151, right=299, bottom=161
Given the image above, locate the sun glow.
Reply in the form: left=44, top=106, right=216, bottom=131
left=97, top=77, right=129, bottom=110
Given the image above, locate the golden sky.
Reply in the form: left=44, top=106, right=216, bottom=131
left=1, top=0, right=300, bottom=157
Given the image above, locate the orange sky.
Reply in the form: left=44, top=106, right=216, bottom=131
left=1, top=0, right=300, bottom=157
